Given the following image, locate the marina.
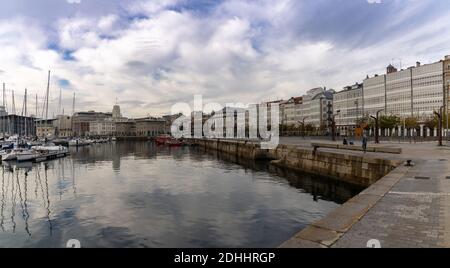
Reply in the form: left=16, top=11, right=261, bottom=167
left=0, top=141, right=361, bottom=248
left=0, top=137, right=114, bottom=163
left=1, top=0, right=450, bottom=251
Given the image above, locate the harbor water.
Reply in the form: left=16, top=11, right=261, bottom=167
left=0, top=142, right=362, bottom=248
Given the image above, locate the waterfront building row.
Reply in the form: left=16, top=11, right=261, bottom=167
left=0, top=103, right=170, bottom=139
left=276, top=87, right=335, bottom=129
left=271, top=55, right=450, bottom=136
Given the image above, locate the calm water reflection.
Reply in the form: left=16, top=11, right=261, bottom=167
left=0, top=142, right=362, bottom=248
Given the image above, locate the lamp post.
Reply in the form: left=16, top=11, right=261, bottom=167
left=434, top=106, right=444, bottom=146
left=298, top=116, right=308, bottom=138
left=446, top=84, right=449, bottom=140
left=329, top=110, right=340, bottom=142
left=370, top=109, right=383, bottom=144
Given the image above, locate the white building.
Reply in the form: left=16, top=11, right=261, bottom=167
left=89, top=119, right=116, bottom=137
left=89, top=104, right=128, bottom=137
left=112, top=104, right=122, bottom=119
left=363, top=74, right=386, bottom=118
left=412, top=62, right=444, bottom=118
left=363, top=60, right=445, bottom=120
left=300, top=87, right=334, bottom=128
left=280, top=97, right=302, bottom=126
left=334, top=83, right=363, bottom=135
left=54, top=115, right=72, bottom=137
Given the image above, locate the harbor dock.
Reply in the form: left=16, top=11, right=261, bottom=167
left=190, top=137, right=450, bottom=248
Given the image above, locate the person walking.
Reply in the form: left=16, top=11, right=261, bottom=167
left=362, top=135, right=368, bottom=153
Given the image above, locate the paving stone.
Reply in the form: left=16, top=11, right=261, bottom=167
left=279, top=238, right=327, bottom=248
left=279, top=139, right=450, bottom=248
left=294, top=226, right=343, bottom=247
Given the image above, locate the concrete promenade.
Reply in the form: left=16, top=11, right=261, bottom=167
left=280, top=137, right=450, bottom=248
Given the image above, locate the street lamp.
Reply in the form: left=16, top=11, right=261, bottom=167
left=370, top=109, right=383, bottom=144
left=298, top=116, right=309, bottom=138
left=434, top=106, right=444, bottom=146
left=328, top=110, right=340, bottom=142
left=446, top=84, right=449, bottom=140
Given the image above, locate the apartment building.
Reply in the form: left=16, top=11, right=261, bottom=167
left=363, top=74, right=386, bottom=118
left=363, top=59, right=445, bottom=119
left=36, top=119, right=56, bottom=138
left=281, top=97, right=302, bottom=126
left=135, top=117, right=166, bottom=138
left=300, top=87, right=334, bottom=128
left=334, top=83, right=363, bottom=135
left=72, top=111, right=112, bottom=137
left=89, top=119, right=116, bottom=137
left=54, top=115, right=72, bottom=137
left=444, top=55, right=450, bottom=113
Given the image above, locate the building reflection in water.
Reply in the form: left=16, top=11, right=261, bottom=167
left=0, top=142, right=364, bottom=248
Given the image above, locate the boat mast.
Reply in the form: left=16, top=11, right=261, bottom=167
left=2, top=83, right=5, bottom=107
left=72, top=92, right=75, bottom=115
left=11, top=90, right=15, bottom=137
left=2, top=83, right=4, bottom=137
left=58, top=88, right=62, bottom=116
left=21, top=88, right=27, bottom=116
left=24, top=88, right=28, bottom=137
left=45, top=70, right=50, bottom=120
left=11, top=90, right=15, bottom=115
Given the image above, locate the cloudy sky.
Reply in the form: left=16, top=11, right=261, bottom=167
left=0, top=0, right=449, bottom=117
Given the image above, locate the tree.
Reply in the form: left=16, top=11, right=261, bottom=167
left=404, top=117, right=419, bottom=129
left=424, top=117, right=438, bottom=130
left=379, top=114, right=400, bottom=129
left=304, top=123, right=316, bottom=132
left=356, top=116, right=374, bottom=130
left=424, top=113, right=450, bottom=130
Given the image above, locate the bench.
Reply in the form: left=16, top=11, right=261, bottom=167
left=311, top=142, right=402, bottom=154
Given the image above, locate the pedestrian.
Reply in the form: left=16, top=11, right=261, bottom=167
left=343, top=137, right=348, bottom=146
left=362, top=135, right=368, bottom=153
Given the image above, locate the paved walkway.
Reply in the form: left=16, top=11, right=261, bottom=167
left=280, top=138, right=450, bottom=248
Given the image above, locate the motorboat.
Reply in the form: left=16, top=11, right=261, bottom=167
left=32, top=144, right=68, bottom=153
left=1, top=143, right=14, bottom=150
left=68, top=139, right=91, bottom=147
left=155, top=135, right=172, bottom=145
left=1, top=148, right=31, bottom=161
left=53, top=138, right=70, bottom=146
left=16, top=150, right=40, bottom=162
left=166, top=139, right=183, bottom=147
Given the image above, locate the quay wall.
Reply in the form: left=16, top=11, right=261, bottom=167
left=191, top=139, right=272, bottom=160
left=191, top=139, right=401, bottom=187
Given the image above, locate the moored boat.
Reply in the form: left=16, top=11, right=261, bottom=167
left=166, top=139, right=182, bottom=147
left=16, top=150, right=40, bottom=162
left=68, top=139, right=91, bottom=147
left=2, top=148, right=35, bottom=161
left=155, top=135, right=172, bottom=145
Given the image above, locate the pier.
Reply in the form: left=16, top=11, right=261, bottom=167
left=191, top=137, right=450, bottom=248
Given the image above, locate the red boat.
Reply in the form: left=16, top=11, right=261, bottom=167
left=155, top=135, right=171, bottom=145
left=166, top=139, right=182, bottom=147
left=155, top=135, right=183, bottom=146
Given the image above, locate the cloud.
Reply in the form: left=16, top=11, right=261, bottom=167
left=0, top=0, right=449, bottom=118
left=67, top=0, right=82, bottom=4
